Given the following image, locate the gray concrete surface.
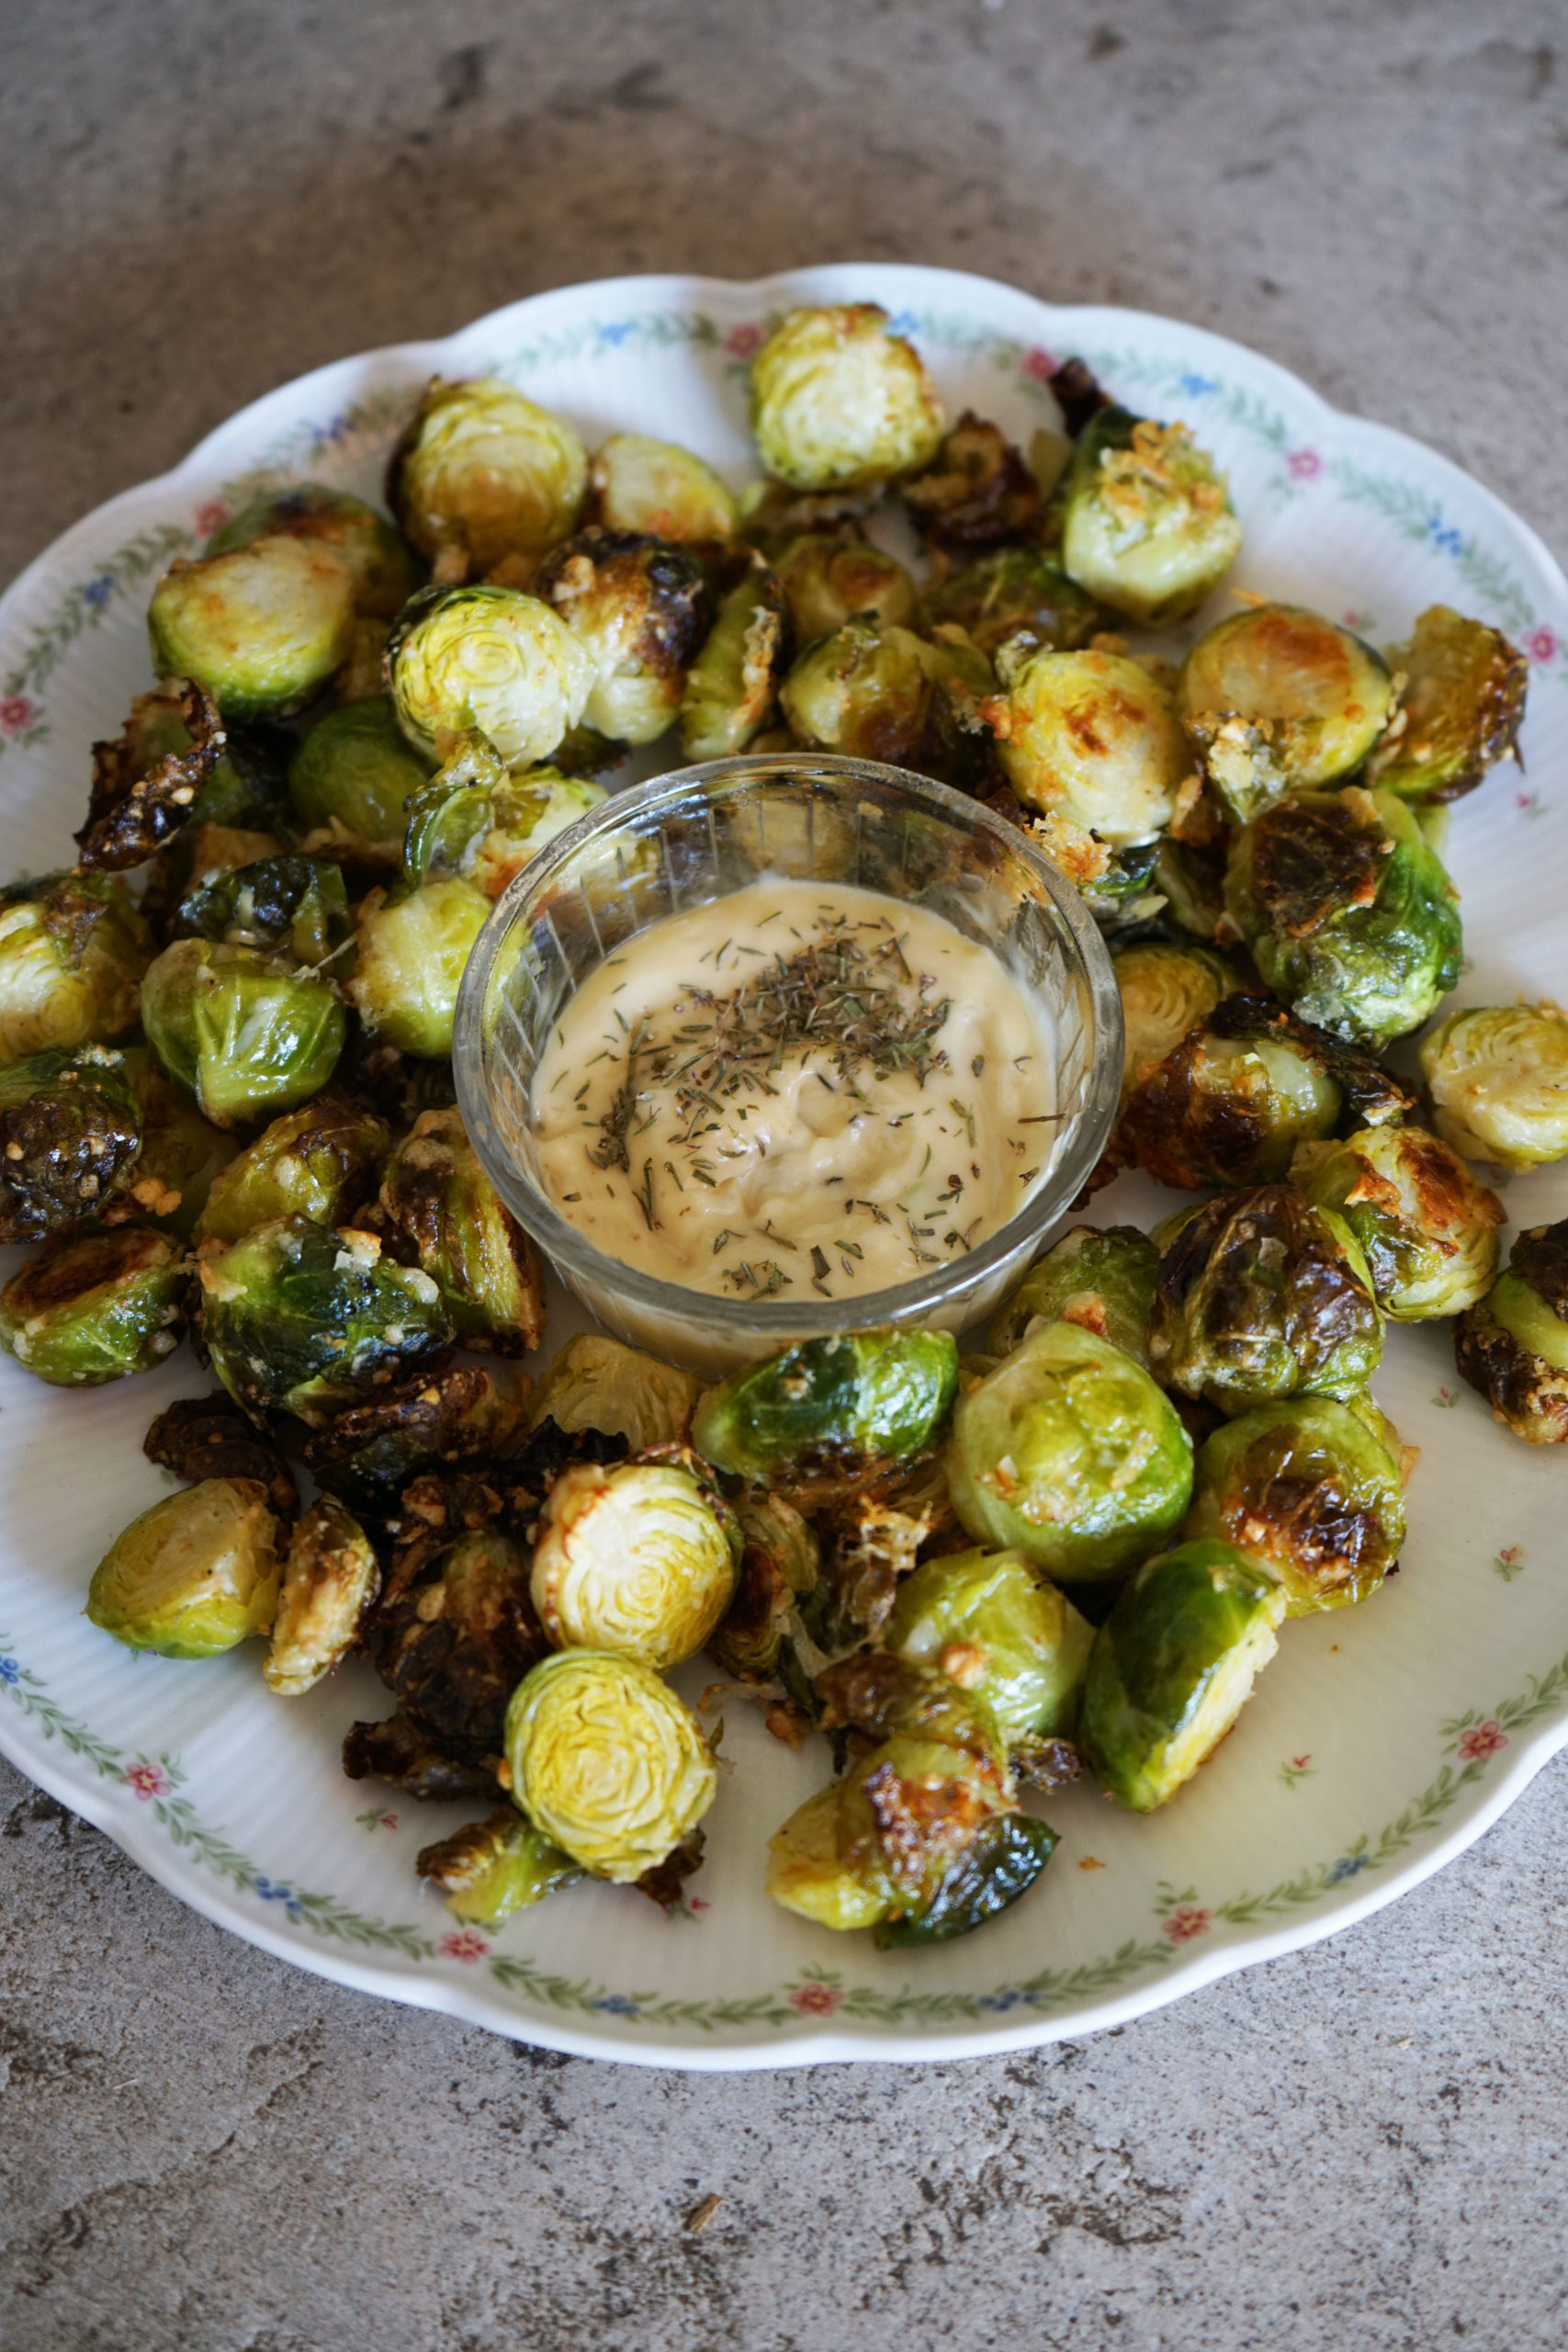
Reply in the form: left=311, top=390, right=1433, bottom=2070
left=3, top=3, right=1567, bottom=2345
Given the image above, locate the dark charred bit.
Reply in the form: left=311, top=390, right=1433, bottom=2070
left=302, top=1358, right=529, bottom=1520
left=485, top=1417, right=630, bottom=1544
left=1506, top=1219, right=1568, bottom=1323
left=902, top=413, right=1042, bottom=552
left=1247, top=796, right=1388, bottom=940
left=144, top=1393, right=299, bottom=1517
left=0, top=1058, right=143, bottom=1244
left=1049, top=357, right=1115, bottom=439
left=343, top=1712, right=502, bottom=1801
left=417, top=1806, right=519, bottom=1891
left=76, top=679, right=225, bottom=870
left=1010, top=1736, right=1084, bottom=1791
left=816, top=1650, right=923, bottom=1741
left=1203, top=993, right=1415, bottom=1127
left=1454, top=1299, right=1568, bottom=1444
left=636, top=1828, right=706, bottom=1914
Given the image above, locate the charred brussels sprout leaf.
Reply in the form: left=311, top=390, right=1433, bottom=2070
left=401, top=731, right=604, bottom=897
left=1179, top=605, right=1393, bottom=824
left=1058, top=409, right=1242, bottom=626
left=376, top=1106, right=543, bottom=1352
left=86, top=1476, right=283, bottom=1660
left=198, top=1214, right=451, bottom=1420
left=920, top=547, right=1101, bottom=664
left=1224, top=787, right=1462, bottom=1046
left=1454, top=1218, right=1568, bottom=1444
left=987, top=1224, right=1159, bottom=1364
left=774, top=534, right=916, bottom=642
left=750, top=303, right=945, bottom=493
left=533, top=529, right=710, bottom=748
left=1147, top=1182, right=1383, bottom=1416
left=693, top=1329, right=959, bottom=1484
left=530, top=1459, right=739, bottom=1668
left=679, top=560, right=791, bottom=762
left=389, top=377, right=588, bottom=578
left=872, top=1813, right=1058, bottom=1949
left=76, top=678, right=227, bottom=871
left=288, top=698, right=434, bottom=865
left=1113, top=939, right=1243, bottom=1106
left=148, top=537, right=356, bottom=720
left=346, top=876, right=491, bottom=1058
left=141, top=937, right=346, bottom=1127
left=175, top=854, right=351, bottom=967
left=901, top=412, right=1041, bottom=552
left=264, top=1495, right=380, bottom=1695
left=303, top=1359, right=528, bottom=1517
left=992, top=648, right=1189, bottom=845
left=0, top=1046, right=142, bottom=1243
left=143, top=1391, right=298, bottom=1517
left=588, top=433, right=738, bottom=544
left=207, top=483, right=421, bottom=620
left=708, top=1491, right=819, bottom=1684
left=341, top=1712, right=501, bottom=1803
left=369, top=1522, right=543, bottom=1761
left=0, top=1227, right=187, bottom=1385
left=885, top=1545, right=1095, bottom=1747
left=1419, top=1001, right=1568, bottom=1170
left=195, top=1095, right=388, bottom=1246
left=526, top=1332, right=705, bottom=1451
left=0, top=871, right=152, bottom=1065
left=1293, top=1123, right=1502, bottom=1318
left=505, top=1650, right=716, bottom=1883
left=1078, top=1538, right=1284, bottom=1811
left=1185, top=1396, right=1405, bottom=1615
left=800, top=1494, right=936, bottom=1655
left=386, top=584, right=595, bottom=769
left=945, top=1322, right=1192, bottom=1580
left=418, top=1807, right=581, bottom=1923
left=1368, top=606, right=1528, bottom=803
left=1122, top=994, right=1349, bottom=1192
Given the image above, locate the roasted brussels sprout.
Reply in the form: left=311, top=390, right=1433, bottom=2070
left=707, top=1491, right=819, bottom=1684
left=401, top=732, right=605, bottom=897
left=533, top=529, right=710, bottom=746
left=288, top=698, right=434, bottom=865
left=418, top=1807, right=581, bottom=1923
left=587, top=432, right=738, bottom=544
left=987, top=1224, right=1159, bottom=1363
left=342, top=1710, right=501, bottom=1803
left=1454, top=1218, right=1568, bottom=1444
left=693, top=1329, right=959, bottom=1485
left=1224, top=787, right=1462, bottom=1046
left=148, top=537, right=356, bottom=721
left=75, top=677, right=227, bottom=871
left=303, top=1359, right=529, bottom=1517
left=0, top=1227, right=187, bottom=1385
left=0, top=1045, right=142, bottom=1243
left=945, top=1321, right=1192, bottom=1579
left=780, top=616, right=988, bottom=781
left=198, top=1214, right=451, bottom=1420
left=1113, top=939, right=1242, bottom=1105
left=802, top=1493, right=939, bottom=1655
left=901, top=413, right=1040, bottom=551
left=85, top=1476, right=283, bottom=1659
left=386, top=583, right=594, bottom=769
left=389, top=377, right=587, bottom=578
left=0, top=871, right=152, bottom=1065
left=679, top=559, right=791, bottom=761
left=360, top=1513, right=542, bottom=1760
left=919, top=546, right=1101, bottom=664
left=1367, top=606, right=1528, bottom=803
left=143, top=1390, right=298, bottom=1517
left=504, top=1650, right=716, bottom=1883
left=375, top=1107, right=540, bottom=1352
left=750, top=304, right=944, bottom=493
left=526, top=1332, right=705, bottom=1451
left=174, top=854, right=350, bottom=968
left=1185, top=1396, right=1404, bottom=1615
left=1420, top=1001, right=1568, bottom=1170
left=194, top=1095, right=387, bottom=1246
left=1078, top=1538, right=1284, bottom=1810
left=1292, top=1123, right=1502, bottom=1318
left=207, top=483, right=421, bottom=620
left=1058, top=409, right=1242, bottom=626
left=1179, top=605, right=1393, bottom=824
left=991, top=648, right=1189, bottom=845
left=530, top=1459, right=739, bottom=1668
left=141, top=938, right=346, bottom=1127
left=1147, top=1183, right=1382, bottom=1415
left=774, top=533, right=917, bottom=641
left=118, top=1047, right=234, bottom=1237
left=885, top=1546, right=1095, bottom=1747
left=346, top=876, right=491, bottom=1058
left=264, top=1495, right=379, bottom=1695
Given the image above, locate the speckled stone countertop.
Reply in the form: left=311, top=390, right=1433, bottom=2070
left=3, top=5, right=1567, bottom=2345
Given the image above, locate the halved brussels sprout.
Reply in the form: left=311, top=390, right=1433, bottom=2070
left=901, top=413, right=1041, bottom=551
left=919, top=546, right=1101, bottom=664
left=1367, top=606, right=1528, bottom=803
left=1113, top=939, right=1243, bottom=1105
left=207, top=483, right=422, bottom=619
left=1058, top=409, right=1242, bottom=626
left=175, top=854, right=351, bottom=967
left=1185, top=1396, right=1405, bottom=1615
left=86, top=1477, right=283, bottom=1659
left=119, top=1047, right=235, bottom=1237
left=1419, top=1001, right=1568, bottom=1170
left=198, top=1214, right=451, bottom=1420
left=386, top=584, right=595, bottom=769
left=775, top=534, right=918, bottom=641
left=780, top=616, right=989, bottom=783
left=141, top=938, right=346, bottom=1127
left=0, top=872, right=152, bottom=1065
left=0, top=1227, right=188, bottom=1386
left=530, top=1459, right=739, bottom=1668
left=148, top=537, right=356, bottom=720
left=885, top=1546, right=1095, bottom=1747
left=288, top=698, right=435, bottom=865
left=504, top=1649, right=716, bottom=1883
left=376, top=1107, right=543, bottom=1353
left=76, top=677, right=227, bottom=872
left=346, top=876, right=491, bottom=1058
left=417, top=1807, right=581, bottom=1924
left=1078, top=1538, right=1284, bottom=1811
left=143, top=1390, right=298, bottom=1517
left=195, top=1096, right=388, bottom=1246
left=527, top=1332, right=705, bottom=1451
left=389, top=377, right=588, bottom=577
left=1224, top=787, right=1462, bottom=1046
left=750, top=304, right=945, bottom=493
left=1122, top=995, right=1352, bottom=1191
left=533, top=529, right=711, bottom=746
left=707, top=1491, right=819, bottom=1684
left=588, top=433, right=738, bottom=544
left=0, top=1045, right=142, bottom=1243
left=1454, top=1218, right=1568, bottom=1444
left=987, top=1224, right=1159, bottom=1363
left=401, top=732, right=605, bottom=897
left=1147, top=1182, right=1382, bottom=1415
left=1292, top=1123, right=1503, bottom=1318
left=304, top=1359, right=530, bottom=1517
left=992, top=648, right=1189, bottom=845
left=264, top=1495, right=379, bottom=1695
left=679, top=559, right=791, bottom=761
left=945, top=1321, right=1193, bottom=1580
left=1179, top=605, right=1393, bottom=823
left=367, top=1523, right=543, bottom=1760
left=693, top=1329, right=959, bottom=1484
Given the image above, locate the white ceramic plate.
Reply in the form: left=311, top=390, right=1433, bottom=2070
left=2, top=266, right=1566, bottom=2070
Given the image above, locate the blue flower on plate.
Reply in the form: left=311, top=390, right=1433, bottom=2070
left=0, top=1656, right=19, bottom=1685
left=1179, top=371, right=1218, bottom=398
left=253, top=1874, right=303, bottom=1917
left=1325, top=1853, right=1372, bottom=1886
left=592, top=1993, right=640, bottom=2017
left=81, top=575, right=115, bottom=610
left=886, top=310, right=920, bottom=338
left=598, top=321, right=634, bottom=346
left=976, top=1989, right=1024, bottom=2013
left=1427, top=517, right=1465, bottom=557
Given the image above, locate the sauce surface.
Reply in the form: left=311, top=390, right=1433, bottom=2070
left=530, top=881, right=1058, bottom=1303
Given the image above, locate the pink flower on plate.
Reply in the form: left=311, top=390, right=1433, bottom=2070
left=194, top=499, right=230, bottom=538
left=724, top=323, right=764, bottom=362
left=0, top=695, right=37, bottom=735
left=1526, top=627, right=1559, bottom=665
left=1286, top=447, right=1323, bottom=482
left=122, top=1760, right=172, bottom=1802
left=1021, top=345, right=1059, bottom=386
left=1457, top=1720, right=1508, bottom=1762
left=786, top=1981, right=842, bottom=2018
left=440, top=1929, right=490, bottom=1963
left=1163, top=1905, right=1211, bottom=1944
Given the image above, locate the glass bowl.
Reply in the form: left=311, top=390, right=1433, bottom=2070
left=454, top=752, right=1122, bottom=1375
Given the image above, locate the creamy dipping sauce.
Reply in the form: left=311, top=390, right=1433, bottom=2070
left=530, top=881, right=1058, bottom=1303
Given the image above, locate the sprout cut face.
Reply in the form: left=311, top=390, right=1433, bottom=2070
left=288, top=698, right=434, bottom=865
left=0, top=872, right=152, bottom=1065
left=692, top=1329, right=959, bottom=1485
left=207, top=484, right=422, bottom=619
left=376, top=1107, right=544, bottom=1353
left=140, top=938, right=346, bottom=1128
left=1419, top=1001, right=1568, bottom=1170
left=994, top=649, right=1189, bottom=845
left=1179, top=605, right=1393, bottom=823
left=386, top=584, right=595, bottom=768
left=588, top=434, right=738, bottom=544
left=987, top=1224, right=1159, bottom=1364
left=402, top=734, right=604, bottom=898
left=1113, top=939, right=1242, bottom=1105
left=1367, top=605, right=1528, bottom=803
left=0, top=1227, right=189, bottom=1385
left=1185, top=1396, right=1405, bottom=1615
left=347, top=877, right=491, bottom=1059
left=265, top=1496, right=380, bottom=1695
left=1293, top=1123, right=1503, bottom=1318
left=390, top=377, right=588, bottom=576
left=1454, top=1218, right=1568, bottom=1445
left=750, top=304, right=945, bottom=492
left=533, top=530, right=711, bottom=747
left=86, top=1477, right=283, bottom=1659
left=505, top=1650, right=717, bottom=1883
left=530, top=1459, right=739, bottom=1669
left=679, top=561, right=790, bottom=762
left=148, top=537, right=356, bottom=720
left=1059, top=410, right=1242, bottom=626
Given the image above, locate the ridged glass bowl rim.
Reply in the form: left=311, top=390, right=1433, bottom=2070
left=453, top=752, right=1123, bottom=1341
